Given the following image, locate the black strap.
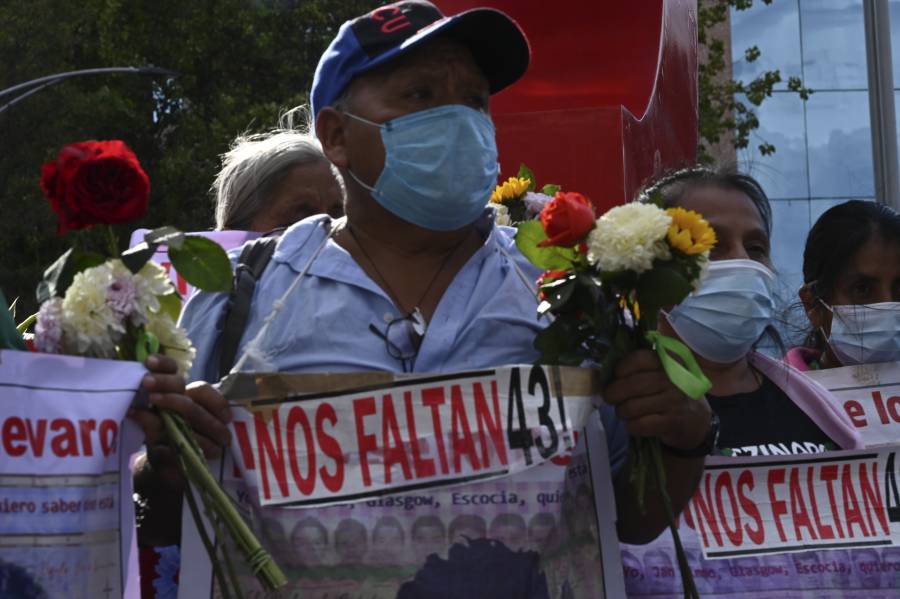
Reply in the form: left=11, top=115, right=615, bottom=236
left=216, top=234, right=280, bottom=380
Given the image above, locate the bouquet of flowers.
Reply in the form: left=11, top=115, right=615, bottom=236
left=489, top=164, right=558, bottom=225
left=503, top=168, right=715, bottom=599
left=20, top=140, right=286, bottom=596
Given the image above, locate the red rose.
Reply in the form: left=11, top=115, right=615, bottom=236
left=538, top=192, right=596, bottom=247
left=40, top=140, right=149, bottom=234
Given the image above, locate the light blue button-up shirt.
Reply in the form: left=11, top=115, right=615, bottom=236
left=180, top=212, right=627, bottom=474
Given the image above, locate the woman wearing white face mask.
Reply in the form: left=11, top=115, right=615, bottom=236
left=639, top=167, right=861, bottom=458
left=789, top=200, right=900, bottom=370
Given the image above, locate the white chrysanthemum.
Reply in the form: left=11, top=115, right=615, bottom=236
left=146, top=313, right=195, bottom=376
left=62, top=263, right=122, bottom=357
left=134, top=261, right=174, bottom=316
left=692, top=254, right=710, bottom=291
left=586, top=203, right=672, bottom=273
left=493, top=203, right=511, bottom=227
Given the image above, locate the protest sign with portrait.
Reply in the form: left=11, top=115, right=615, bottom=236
left=0, top=350, right=146, bottom=598
left=179, top=364, right=619, bottom=598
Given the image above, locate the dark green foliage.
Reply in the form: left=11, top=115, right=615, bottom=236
left=0, top=0, right=379, bottom=315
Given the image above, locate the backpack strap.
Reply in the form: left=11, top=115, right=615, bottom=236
left=217, top=234, right=280, bottom=380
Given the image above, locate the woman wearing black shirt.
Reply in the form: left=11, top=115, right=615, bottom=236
left=640, top=167, right=860, bottom=457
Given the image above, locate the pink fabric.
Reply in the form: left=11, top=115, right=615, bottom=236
left=784, top=346, right=821, bottom=372
left=749, top=351, right=862, bottom=450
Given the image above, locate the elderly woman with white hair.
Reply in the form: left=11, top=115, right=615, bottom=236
left=213, top=111, right=344, bottom=232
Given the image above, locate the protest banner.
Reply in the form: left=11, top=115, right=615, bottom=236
left=621, top=447, right=900, bottom=598
left=179, top=364, right=618, bottom=598
left=128, top=229, right=259, bottom=298
left=0, top=350, right=146, bottom=598
left=806, top=361, right=900, bottom=448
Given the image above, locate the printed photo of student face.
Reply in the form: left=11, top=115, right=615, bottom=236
left=370, top=516, right=406, bottom=566
left=682, top=549, right=715, bottom=595
left=643, top=548, right=677, bottom=594
left=260, top=517, right=291, bottom=559
left=573, top=484, right=598, bottom=543
left=448, top=515, right=486, bottom=546
left=880, top=547, right=900, bottom=588
left=290, top=517, right=329, bottom=568
left=411, top=516, right=446, bottom=561
left=489, top=513, right=527, bottom=552
left=731, top=556, right=766, bottom=592
left=334, top=518, right=368, bottom=565
left=620, top=549, right=645, bottom=594
left=527, top=513, right=558, bottom=553
left=823, top=549, right=852, bottom=589
left=852, top=548, right=882, bottom=589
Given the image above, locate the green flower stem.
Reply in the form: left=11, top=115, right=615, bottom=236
left=159, top=410, right=288, bottom=592
left=16, top=312, right=37, bottom=335
left=180, top=471, right=236, bottom=599
left=104, top=225, right=120, bottom=258
left=649, top=439, right=699, bottom=599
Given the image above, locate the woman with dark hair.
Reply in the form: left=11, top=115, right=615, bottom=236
left=788, top=200, right=900, bottom=370
left=638, top=166, right=860, bottom=457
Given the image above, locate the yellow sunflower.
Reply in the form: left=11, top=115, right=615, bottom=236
left=665, top=207, right=717, bottom=255
left=490, top=176, right=531, bottom=204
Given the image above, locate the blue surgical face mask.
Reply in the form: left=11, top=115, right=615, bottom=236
left=825, top=302, right=900, bottom=365
left=344, top=105, right=499, bottom=231
left=665, top=259, right=777, bottom=364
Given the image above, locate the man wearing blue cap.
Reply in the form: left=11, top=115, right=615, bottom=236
left=150, top=0, right=713, bottom=550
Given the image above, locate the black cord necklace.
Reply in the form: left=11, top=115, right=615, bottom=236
left=345, top=222, right=468, bottom=337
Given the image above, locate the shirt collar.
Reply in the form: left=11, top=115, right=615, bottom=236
left=272, top=209, right=509, bottom=293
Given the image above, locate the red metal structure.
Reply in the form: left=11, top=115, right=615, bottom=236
left=436, top=0, right=698, bottom=211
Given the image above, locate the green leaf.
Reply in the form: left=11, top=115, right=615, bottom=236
left=16, top=312, right=37, bottom=335
left=539, top=184, right=560, bottom=196
left=36, top=248, right=107, bottom=303
left=533, top=319, right=581, bottom=365
left=135, top=329, right=160, bottom=364
left=635, top=264, right=693, bottom=324
left=157, top=292, right=183, bottom=322
left=168, top=236, right=233, bottom=292
left=517, top=163, right=536, bottom=191
left=537, top=276, right=576, bottom=316
left=145, top=226, right=186, bottom=250
left=121, top=242, right=156, bottom=274
left=514, top=221, right=578, bottom=271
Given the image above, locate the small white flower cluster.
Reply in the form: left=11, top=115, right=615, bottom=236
left=586, top=203, right=673, bottom=273
left=493, top=203, right=511, bottom=226
left=34, top=260, right=195, bottom=374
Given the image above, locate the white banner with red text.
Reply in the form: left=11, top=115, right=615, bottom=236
left=179, top=364, right=622, bottom=599
left=806, top=361, right=900, bottom=448
left=622, top=447, right=900, bottom=597
left=0, top=350, right=146, bottom=599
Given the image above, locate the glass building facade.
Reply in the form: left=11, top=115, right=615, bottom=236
left=730, top=0, right=897, bottom=310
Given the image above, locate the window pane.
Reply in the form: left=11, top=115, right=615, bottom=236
left=731, top=0, right=802, bottom=91
left=890, top=0, right=900, bottom=84
left=806, top=91, right=874, bottom=198
left=800, top=0, right=868, bottom=90
left=737, top=92, right=808, bottom=200
left=768, top=199, right=811, bottom=328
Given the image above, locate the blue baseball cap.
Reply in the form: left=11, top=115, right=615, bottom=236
left=311, top=0, right=530, bottom=117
